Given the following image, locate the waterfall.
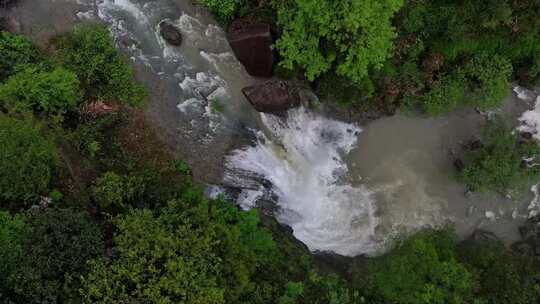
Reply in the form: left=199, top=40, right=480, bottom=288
left=225, top=108, right=382, bottom=256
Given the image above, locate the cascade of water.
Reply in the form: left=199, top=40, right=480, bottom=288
left=226, top=108, right=382, bottom=256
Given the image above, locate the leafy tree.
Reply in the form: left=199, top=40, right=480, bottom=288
left=82, top=196, right=277, bottom=303
left=0, top=116, right=58, bottom=203
left=0, top=31, right=39, bottom=80
left=274, top=0, right=403, bottom=82
left=1, top=209, right=103, bottom=303
left=459, top=119, right=540, bottom=194
left=0, top=66, right=80, bottom=115
left=55, top=24, right=146, bottom=106
left=365, top=230, right=473, bottom=304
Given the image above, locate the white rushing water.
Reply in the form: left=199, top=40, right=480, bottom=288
left=94, top=0, right=239, bottom=138
left=226, top=108, right=381, bottom=256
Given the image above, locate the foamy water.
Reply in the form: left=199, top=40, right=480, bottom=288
left=94, top=0, right=233, bottom=136
left=226, top=108, right=382, bottom=256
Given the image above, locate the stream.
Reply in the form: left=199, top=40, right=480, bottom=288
left=7, top=0, right=539, bottom=257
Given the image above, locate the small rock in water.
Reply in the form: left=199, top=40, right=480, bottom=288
left=159, top=21, right=182, bottom=46
left=485, top=211, right=496, bottom=221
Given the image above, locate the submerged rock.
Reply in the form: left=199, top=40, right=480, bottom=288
left=159, top=21, right=182, bottom=46
left=242, top=81, right=299, bottom=113
left=228, top=20, right=273, bottom=77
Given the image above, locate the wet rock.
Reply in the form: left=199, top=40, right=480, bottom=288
left=256, top=199, right=280, bottom=217
left=159, top=21, right=182, bottom=46
left=453, top=158, right=465, bottom=172
left=521, top=131, right=533, bottom=140
left=228, top=20, right=273, bottom=77
left=223, top=167, right=273, bottom=191
left=516, top=215, right=540, bottom=256
left=511, top=241, right=535, bottom=256
left=242, top=81, right=299, bottom=113
left=469, top=229, right=500, bottom=243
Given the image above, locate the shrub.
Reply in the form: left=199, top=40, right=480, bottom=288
left=274, top=0, right=404, bottom=83
left=198, top=0, right=241, bottom=23
left=422, top=74, right=466, bottom=116
left=0, top=66, right=80, bottom=115
left=462, top=54, right=512, bottom=110
left=55, top=24, right=145, bottom=106
left=0, top=31, right=39, bottom=80
left=365, top=230, right=473, bottom=304
left=458, top=119, right=540, bottom=194
left=0, top=116, right=58, bottom=203
left=1, top=209, right=103, bottom=303
left=92, top=171, right=139, bottom=213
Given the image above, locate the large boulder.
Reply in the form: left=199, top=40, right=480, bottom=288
left=242, top=81, right=298, bottom=113
left=159, top=21, right=182, bottom=46
left=228, top=20, right=273, bottom=77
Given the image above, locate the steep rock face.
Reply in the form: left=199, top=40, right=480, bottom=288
left=159, top=21, right=182, bottom=46
left=228, top=20, right=273, bottom=77
left=242, top=81, right=299, bottom=113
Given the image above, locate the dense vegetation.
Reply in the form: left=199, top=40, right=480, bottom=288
left=201, top=0, right=539, bottom=114
left=1, top=6, right=540, bottom=304
left=459, top=118, right=540, bottom=194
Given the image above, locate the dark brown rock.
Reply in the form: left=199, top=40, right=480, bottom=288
left=159, top=21, right=182, bottom=46
left=228, top=20, right=273, bottom=77
left=242, top=81, right=298, bottom=113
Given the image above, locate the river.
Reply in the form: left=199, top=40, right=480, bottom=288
left=6, top=0, right=538, bottom=257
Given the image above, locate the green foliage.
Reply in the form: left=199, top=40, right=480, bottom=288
left=0, top=116, right=58, bottom=203
left=82, top=197, right=278, bottom=303
left=461, top=54, right=512, bottom=110
left=458, top=240, right=540, bottom=304
left=55, top=24, right=146, bottom=106
left=173, top=159, right=192, bottom=175
left=421, top=74, right=466, bottom=116
left=366, top=230, right=473, bottom=304
left=274, top=0, right=403, bottom=82
left=459, top=119, right=540, bottom=194
left=210, top=97, right=225, bottom=113
left=0, top=31, right=39, bottom=80
left=278, top=282, right=304, bottom=304
left=0, top=211, right=29, bottom=298
left=92, top=171, right=137, bottom=213
left=69, top=115, right=121, bottom=160
left=198, top=0, right=241, bottom=23
left=1, top=208, right=103, bottom=303
left=0, top=66, right=81, bottom=115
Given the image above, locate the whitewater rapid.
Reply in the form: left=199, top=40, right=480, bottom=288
left=226, top=108, right=382, bottom=256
